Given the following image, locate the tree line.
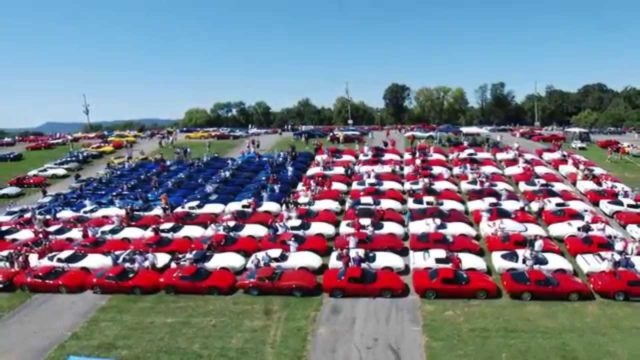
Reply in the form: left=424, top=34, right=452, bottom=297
left=180, top=82, right=640, bottom=129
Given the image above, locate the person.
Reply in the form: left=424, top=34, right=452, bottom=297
left=40, top=186, right=48, bottom=198
left=261, top=252, right=272, bottom=266
left=352, top=252, right=364, bottom=267
left=533, top=236, right=544, bottom=256
left=160, top=193, right=170, bottom=214
left=450, top=252, right=462, bottom=270
left=626, top=240, right=638, bottom=256
left=287, top=238, right=298, bottom=253
left=614, top=237, right=626, bottom=256
left=607, top=146, right=613, bottom=162
left=348, top=234, right=358, bottom=249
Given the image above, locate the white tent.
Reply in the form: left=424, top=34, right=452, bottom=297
left=565, top=127, right=589, bottom=133
left=460, top=126, right=489, bottom=135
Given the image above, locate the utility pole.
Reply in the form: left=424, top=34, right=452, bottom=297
left=345, top=82, right=353, bottom=126
left=82, top=94, right=91, bottom=128
left=534, top=82, right=540, bottom=127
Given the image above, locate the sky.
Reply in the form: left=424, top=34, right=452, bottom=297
left=1, top=0, right=639, bottom=127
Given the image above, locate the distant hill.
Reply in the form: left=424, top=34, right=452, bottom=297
left=4, top=118, right=177, bottom=134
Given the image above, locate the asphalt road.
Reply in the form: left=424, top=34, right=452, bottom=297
left=0, top=134, right=285, bottom=360
left=310, top=130, right=426, bottom=360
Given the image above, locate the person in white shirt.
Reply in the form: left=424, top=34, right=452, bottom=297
left=614, top=238, right=626, bottom=255
left=533, top=236, right=544, bottom=255
left=287, top=239, right=298, bottom=253
left=348, top=235, right=358, bottom=249
left=583, top=210, right=593, bottom=224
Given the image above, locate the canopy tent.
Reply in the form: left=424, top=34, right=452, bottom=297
left=436, top=124, right=461, bottom=133
left=460, top=126, right=489, bottom=135
left=565, top=127, right=589, bottom=133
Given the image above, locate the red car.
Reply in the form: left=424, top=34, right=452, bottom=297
left=564, top=235, right=614, bottom=257
left=334, top=233, right=406, bottom=254
left=409, top=233, right=482, bottom=254
left=412, top=268, right=500, bottom=299
left=485, top=234, right=562, bottom=254
left=70, top=237, right=132, bottom=253
left=410, top=208, right=470, bottom=225
left=63, top=216, right=115, bottom=228
left=614, top=211, right=640, bottom=227
left=160, top=266, right=236, bottom=295
left=13, top=266, right=90, bottom=293
left=292, top=208, right=339, bottom=226
left=127, top=214, right=164, bottom=228
left=207, top=234, right=259, bottom=256
left=471, top=208, right=537, bottom=225
left=173, top=212, right=217, bottom=227
left=501, top=270, right=592, bottom=301
left=349, top=188, right=405, bottom=203
left=132, top=236, right=199, bottom=254
left=352, top=173, right=404, bottom=184
left=8, top=175, right=48, bottom=188
left=596, top=139, right=620, bottom=149
left=258, top=233, right=330, bottom=255
left=343, top=207, right=405, bottom=225
left=541, top=208, right=606, bottom=226
left=467, top=188, right=518, bottom=202
left=584, top=189, right=618, bottom=205
left=237, top=267, right=318, bottom=296
left=90, top=265, right=161, bottom=294
left=521, top=189, right=581, bottom=202
left=323, top=267, right=407, bottom=298
left=0, top=268, right=22, bottom=291
left=414, top=188, right=464, bottom=203
left=222, top=211, right=274, bottom=226
left=589, top=269, right=640, bottom=301
left=26, top=142, right=53, bottom=151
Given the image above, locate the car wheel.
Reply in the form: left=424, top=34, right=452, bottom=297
left=614, top=291, right=627, bottom=301
left=164, top=286, right=176, bottom=295
left=247, top=287, right=260, bottom=296
left=291, top=288, right=304, bottom=298
left=330, top=289, right=345, bottom=298
left=207, top=287, right=220, bottom=295
left=93, top=286, right=103, bottom=294
left=58, top=285, right=68, bottom=294
left=475, top=290, right=489, bottom=299
left=567, top=292, right=580, bottom=302
left=380, top=289, right=393, bottom=298
left=520, top=292, right=533, bottom=301
left=423, top=290, right=437, bottom=300
left=131, top=287, right=143, bottom=295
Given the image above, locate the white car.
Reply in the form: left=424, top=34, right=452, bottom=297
left=318, top=153, right=356, bottom=163
left=533, top=198, right=593, bottom=214
left=349, top=197, right=404, bottom=212
left=296, top=197, right=342, bottom=213
left=540, top=151, right=566, bottom=162
left=174, top=201, right=226, bottom=215
left=208, top=222, right=269, bottom=238
left=0, top=227, right=35, bottom=241
left=158, top=223, right=207, bottom=239
left=404, top=180, right=458, bottom=192
left=352, top=180, right=403, bottom=191
left=338, top=219, right=406, bottom=238
left=247, top=249, right=322, bottom=271
left=37, top=250, right=114, bottom=270
left=479, top=219, right=547, bottom=238
left=601, top=180, right=631, bottom=193
left=467, top=199, right=524, bottom=213
left=576, top=251, right=640, bottom=274
left=407, top=197, right=465, bottom=213
left=48, top=161, right=82, bottom=171
left=575, top=180, right=601, bottom=194
left=296, top=181, right=349, bottom=193
left=404, top=165, right=451, bottom=178
left=174, top=251, right=246, bottom=273
left=571, top=140, right=587, bottom=150
left=46, top=225, right=84, bottom=241
left=0, top=186, right=23, bottom=198
left=286, top=219, right=336, bottom=238
left=409, top=249, right=487, bottom=272
left=305, top=166, right=346, bottom=177
left=98, top=225, right=150, bottom=240
left=358, top=153, right=401, bottom=162
left=600, top=199, right=640, bottom=217
left=518, top=180, right=571, bottom=193
left=27, top=167, right=68, bottom=178
left=548, top=220, right=621, bottom=239
left=495, top=150, right=517, bottom=161
left=359, top=164, right=398, bottom=174
left=226, top=201, right=281, bottom=215
left=625, top=224, right=640, bottom=240
left=58, top=205, right=126, bottom=220
left=460, top=180, right=513, bottom=193
left=0, top=207, right=30, bottom=223
left=491, top=250, right=574, bottom=274
left=558, top=164, right=578, bottom=177
left=408, top=219, right=477, bottom=237
left=404, top=131, right=436, bottom=139
left=328, top=249, right=405, bottom=272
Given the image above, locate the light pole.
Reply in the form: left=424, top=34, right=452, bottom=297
left=82, top=94, right=91, bottom=129
left=345, top=82, right=353, bottom=126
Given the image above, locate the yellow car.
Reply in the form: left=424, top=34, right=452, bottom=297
left=109, top=154, right=149, bottom=165
left=88, top=144, right=116, bottom=154
left=108, top=133, right=138, bottom=144
left=185, top=131, right=211, bottom=140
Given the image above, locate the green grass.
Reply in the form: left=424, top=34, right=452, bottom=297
left=423, top=300, right=640, bottom=360
left=48, top=295, right=322, bottom=360
left=0, top=146, right=71, bottom=185
left=0, top=292, right=31, bottom=317
left=575, top=144, right=640, bottom=188
left=150, top=140, right=241, bottom=159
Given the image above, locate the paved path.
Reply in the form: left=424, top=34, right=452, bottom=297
left=310, top=130, right=426, bottom=360
left=0, top=134, right=285, bottom=360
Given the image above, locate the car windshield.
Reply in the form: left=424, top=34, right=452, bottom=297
left=501, top=251, right=519, bottom=263
left=453, top=270, right=470, bottom=285
left=510, top=271, right=530, bottom=285
left=495, top=208, right=511, bottom=218
left=51, top=227, right=71, bottom=235
left=428, top=268, right=439, bottom=280
left=61, top=252, right=88, bottom=264
left=359, top=268, right=378, bottom=284
left=180, top=267, right=211, bottom=282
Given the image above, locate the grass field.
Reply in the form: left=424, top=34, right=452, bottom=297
left=150, top=139, right=241, bottom=159
left=48, top=295, right=322, bottom=360
left=575, top=144, right=640, bottom=188
left=423, top=300, right=640, bottom=360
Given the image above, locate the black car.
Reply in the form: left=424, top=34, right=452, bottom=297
left=0, top=152, right=23, bottom=162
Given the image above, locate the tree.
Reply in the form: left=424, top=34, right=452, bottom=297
left=413, top=86, right=469, bottom=124
left=383, top=83, right=412, bottom=124
left=576, top=83, right=615, bottom=112
left=333, top=97, right=376, bottom=125
left=621, top=86, right=640, bottom=109
left=474, top=84, right=489, bottom=123
left=248, top=101, right=272, bottom=128
left=181, top=108, right=212, bottom=128
left=487, top=82, right=517, bottom=125
left=571, top=109, right=599, bottom=128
